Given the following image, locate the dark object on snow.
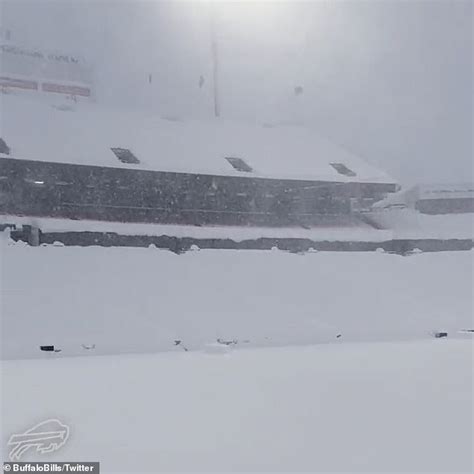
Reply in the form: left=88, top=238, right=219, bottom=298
left=217, top=338, right=238, bottom=346
left=111, top=147, right=140, bottom=164
left=199, top=75, right=205, bottom=88
left=294, top=86, right=303, bottom=96
left=434, top=332, right=448, bottom=338
left=40, top=345, right=61, bottom=353
left=225, top=156, right=253, bottom=173
left=40, top=345, right=55, bottom=352
left=0, top=137, right=10, bottom=155
left=174, top=340, right=188, bottom=352
left=336, top=334, right=342, bottom=338
left=330, top=162, right=356, bottom=177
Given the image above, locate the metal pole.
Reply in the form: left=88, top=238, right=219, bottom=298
left=210, top=1, right=220, bottom=118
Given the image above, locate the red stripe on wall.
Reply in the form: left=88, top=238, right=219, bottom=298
left=0, top=76, right=38, bottom=90
left=41, top=82, right=91, bottom=97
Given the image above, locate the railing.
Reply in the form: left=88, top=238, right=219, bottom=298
left=8, top=226, right=474, bottom=255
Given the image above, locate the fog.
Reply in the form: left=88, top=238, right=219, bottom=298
left=1, top=0, right=472, bottom=185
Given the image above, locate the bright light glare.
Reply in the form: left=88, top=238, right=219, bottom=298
left=211, top=0, right=296, bottom=45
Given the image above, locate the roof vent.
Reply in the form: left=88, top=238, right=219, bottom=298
left=0, top=138, right=10, bottom=155
left=111, top=147, right=140, bottom=164
left=225, top=157, right=253, bottom=173
left=330, top=162, right=356, bottom=177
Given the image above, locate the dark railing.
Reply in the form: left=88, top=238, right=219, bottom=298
left=8, top=226, right=473, bottom=255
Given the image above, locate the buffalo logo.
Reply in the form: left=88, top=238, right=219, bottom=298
left=7, top=419, right=69, bottom=460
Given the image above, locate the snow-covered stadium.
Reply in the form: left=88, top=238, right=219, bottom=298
left=1, top=35, right=473, bottom=356
left=0, top=93, right=398, bottom=229
left=1, top=13, right=473, bottom=473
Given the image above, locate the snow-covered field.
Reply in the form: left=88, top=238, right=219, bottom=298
left=1, top=231, right=472, bottom=359
left=1, top=229, right=473, bottom=472
left=1, top=12, right=472, bottom=473
left=1, top=340, right=473, bottom=472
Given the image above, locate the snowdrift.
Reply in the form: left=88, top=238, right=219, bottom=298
left=1, top=232, right=472, bottom=360
left=368, top=207, right=473, bottom=240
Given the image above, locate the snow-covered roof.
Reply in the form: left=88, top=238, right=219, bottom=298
left=1, top=92, right=395, bottom=184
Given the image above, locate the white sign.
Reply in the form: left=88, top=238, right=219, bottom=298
left=0, top=42, right=93, bottom=97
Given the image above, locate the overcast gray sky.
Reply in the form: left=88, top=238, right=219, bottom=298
left=1, top=0, right=472, bottom=185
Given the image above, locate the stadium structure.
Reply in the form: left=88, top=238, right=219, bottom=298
left=2, top=35, right=471, bottom=254
left=1, top=32, right=473, bottom=363
left=0, top=92, right=397, bottom=228
left=0, top=38, right=398, bottom=231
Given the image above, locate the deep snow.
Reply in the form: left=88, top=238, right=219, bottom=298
left=367, top=208, right=474, bottom=240
left=1, top=231, right=472, bottom=360
left=1, top=340, right=472, bottom=472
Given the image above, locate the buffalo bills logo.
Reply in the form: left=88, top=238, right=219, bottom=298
left=7, top=419, right=69, bottom=460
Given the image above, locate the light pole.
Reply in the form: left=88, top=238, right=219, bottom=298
left=210, top=1, right=220, bottom=118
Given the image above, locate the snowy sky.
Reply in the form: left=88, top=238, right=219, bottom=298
left=1, top=0, right=472, bottom=186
